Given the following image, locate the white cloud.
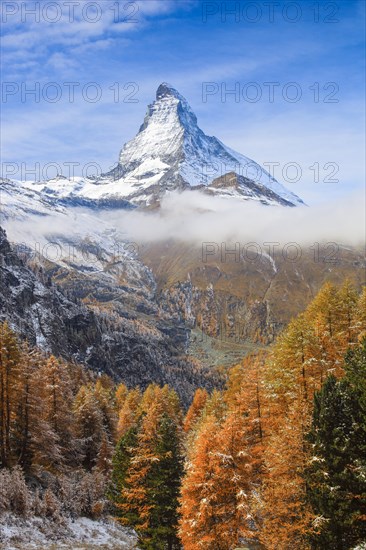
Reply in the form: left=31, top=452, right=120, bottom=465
left=1, top=0, right=187, bottom=66
left=101, top=189, right=365, bottom=246
left=4, top=191, right=364, bottom=270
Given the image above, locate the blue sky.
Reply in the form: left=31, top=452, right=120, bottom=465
left=1, top=0, right=365, bottom=204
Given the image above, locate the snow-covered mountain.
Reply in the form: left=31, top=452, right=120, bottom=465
left=10, top=82, right=303, bottom=207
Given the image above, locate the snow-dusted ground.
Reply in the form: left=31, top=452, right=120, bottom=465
left=0, top=514, right=138, bottom=549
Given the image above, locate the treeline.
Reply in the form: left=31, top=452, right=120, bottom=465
left=1, top=280, right=366, bottom=549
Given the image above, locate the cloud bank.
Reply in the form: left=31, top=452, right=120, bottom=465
left=101, top=190, right=365, bottom=247
left=3, top=190, right=364, bottom=263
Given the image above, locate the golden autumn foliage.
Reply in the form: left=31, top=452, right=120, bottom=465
left=180, top=356, right=265, bottom=549
left=2, top=280, right=365, bottom=548
left=179, top=281, right=366, bottom=549
left=117, top=387, right=142, bottom=438
left=183, top=388, right=208, bottom=433
left=258, top=281, right=366, bottom=549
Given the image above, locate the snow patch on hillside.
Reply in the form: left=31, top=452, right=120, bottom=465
left=0, top=513, right=138, bottom=549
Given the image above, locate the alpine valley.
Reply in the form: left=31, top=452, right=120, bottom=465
left=1, top=83, right=365, bottom=403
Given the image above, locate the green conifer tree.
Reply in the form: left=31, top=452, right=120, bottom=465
left=306, top=340, right=366, bottom=549
left=108, top=425, right=138, bottom=518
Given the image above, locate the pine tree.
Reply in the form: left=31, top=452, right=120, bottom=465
left=118, top=398, right=184, bottom=549
left=109, top=425, right=139, bottom=516
left=306, top=341, right=366, bottom=549
left=142, top=413, right=184, bottom=549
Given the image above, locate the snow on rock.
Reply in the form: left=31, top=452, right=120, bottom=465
left=6, top=82, right=304, bottom=208
left=0, top=514, right=138, bottom=549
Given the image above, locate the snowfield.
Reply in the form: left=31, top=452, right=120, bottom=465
left=0, top=514, right=138, bottom=549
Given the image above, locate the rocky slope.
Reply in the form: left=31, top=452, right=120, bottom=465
left=140, top=240, right=366, bottom=346
left=0, top=226, right=221, bottom=405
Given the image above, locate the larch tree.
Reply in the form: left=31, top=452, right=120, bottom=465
left=0, top=322, right=21, bottom=467
left=115, top=383, right=129, bottom=410
left=117, top=388, right=142, bottom=438
left=259, top=281, right=363, bottom=549
left=183, top=388, right=208, bottom=434
left=95, top=430, right=114, bottom=475
left=180, top=373, right=264, bottom=550
left=118, top=397, right=184, bottom=549
left=258, top=313, right=320, bottom=548
left=208, top=410, right=259, bottom=548
left=355, top=286, right=366, bottom=340
left=94, top=378, right=117, bottom=444
left=179, top=414, right=220, bottom=550
left=259, top=398, right=312, bottom=550
left=39, top=355, right=76, bottom=468
left=74, top=385, right=106, bottom=470
left=11, top=344, right=44, bottom=471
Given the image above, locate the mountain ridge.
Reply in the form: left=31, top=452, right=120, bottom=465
left=6, top=82, right=304, bottom=208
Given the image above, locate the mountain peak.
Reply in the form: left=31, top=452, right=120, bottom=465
left=15, top=84, right=304, bottom=208
left=156, top=82, right=181, bottom=100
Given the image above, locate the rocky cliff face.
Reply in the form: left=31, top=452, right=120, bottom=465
left=0, top=226, right=98, bottom=357
left=205, top=172, right=297, bottom=206
left=0, top=226, right=222, bottom=405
